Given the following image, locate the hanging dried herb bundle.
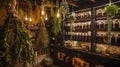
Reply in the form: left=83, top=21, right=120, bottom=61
left=36, top=18, right=49, bottom=53
left=0, top=16, right=35, bottom=67
left=69, top=12, right=76, bottom=40
left=104, top=4, right=119, bottom=45
left=60, top=0, right=69, bottom=20
left=0, top=0, right=35, bottom=67
left=52, top=16, right=62, bottom=35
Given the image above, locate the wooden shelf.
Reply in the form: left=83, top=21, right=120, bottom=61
left=52, top=46, right=120, bottom=67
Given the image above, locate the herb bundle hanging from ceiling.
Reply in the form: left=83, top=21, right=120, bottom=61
left=0, top=0, right=35, bottom=67
left=104, top=2, right=119, bottom=45
left=35, top=18, right=49, bottom=54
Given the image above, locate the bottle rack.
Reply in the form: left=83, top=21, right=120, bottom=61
left=63, top=8, right=92, bottom=48
left=93, top=2, right=120, bottom=60
left=51, top=1, right=120, bottom=67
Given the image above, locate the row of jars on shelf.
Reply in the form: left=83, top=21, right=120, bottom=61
left=64, top=18, right=120, bottom=31
left=65, top=21, right=91, bottom=30
left=66, top=10, right=91, bottom=19
left=96, top=8, right=105, bottom=17
left=96, top=19, right=120, bottom=30
left=96, top=33, right=120, bottom=44
left=64, top=32, right=91, bottom=41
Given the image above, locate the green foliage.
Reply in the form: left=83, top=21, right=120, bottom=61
left=69, top=12, right=76, bottom=40
left=60, top=1, right=69, bottom=14
left=104, top=4, right=119, bottom=45
left=104, top=4, right=119, bottom=18
left=50, top=0, right=55, bottom=17
left=36, top=18, right=49, bottom=52
left=69, top=12, right=76, bottom=32
left=60, top=1, right=69, bottom=20
left=17, top=7, right=24, bottom=18
left=52, top=16, right=62, bottom=35
left=0, top=16, right=35, bottom=67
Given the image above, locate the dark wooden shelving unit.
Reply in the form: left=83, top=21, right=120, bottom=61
left=50, top=0, right=120, bottom=67
left=51, top=46, right=120, bottom=67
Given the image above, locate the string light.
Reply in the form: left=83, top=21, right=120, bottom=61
left=41, top=7, right=45, bottom=15
left=25, top=17, right=28, bottom=21
left=45, top=15, right=48, bottom=20
left=45, top=17, right=48, bottom=20
left=57, top=10, right=60, bottom=18
left=29, top=17, right=32, bottom=22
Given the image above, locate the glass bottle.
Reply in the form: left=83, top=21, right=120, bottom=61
left=84, top=23, right=87, bottom=30
left=81, top=33, right=84, bottom=41
left=96, top=34, right=100, bottom=42
left=88, top=11, right=91, bottom=18
left=119, top=19, right=120, bottom=29
left=76, top=33, right=78, bottom=40
left=85, top=33, right=87, bottom=41
left=99, top=21, right=101, bottom=29
left=113, top=20, right=115, bottom=29
left=111, top=34, right=115, bottom=43
left=81, top=23, right=84, bottom=30
left=75, top=24, right=77, bottom=31
left=115, top=20, right=119, bottom=30
left=88, top=33, right=90, bottom=41
left=81, top=12, right=84, bottom=19
left=96, top=21, right=99, bottom=29
left=105, top=20, right=107, bottom=29
left=83, top=33, right=85, bottom=41
left=79, top=23, right=81, bottom=30
left=101, top=21, right=104, bottom=29
left=78, top=33, right=81, bottom=40
left=100, top=34, right=104, bottom=42
left=117, top=34, right=120, bottom=44
left=88, top=22, right=91, bottom=29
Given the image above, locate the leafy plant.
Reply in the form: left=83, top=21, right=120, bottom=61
left=35, top=18, right=49, bottom=53
left=104, top=4, right=119, bottom=45
left=0, top=0, right=35, bottom=67
left=104, top=4, right=119, bottom=17
left=60, top=0, right=69, bottom=20
left=69, top=12, right=76, bottom=40
left=52, top=16, right=62, bottom=35
left=0, top=16, right=35, bottom=67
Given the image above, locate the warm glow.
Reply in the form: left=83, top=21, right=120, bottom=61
left=25, top=17, right=28, bottom=21
left=41, top=7, right=45, bottom=15
left=45, top=14, right=48, bottom=20
left=57, top=10, right=60, bottom=18
left=41, top=10, right=45, bottom=15
left=29, top=17, right=32, bottom=22
left=45, top=17, right=48, bottom=20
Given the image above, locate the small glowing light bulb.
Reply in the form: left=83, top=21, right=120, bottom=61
left=45, top=17, right=48, bottom=20
left=25, top=17, right=28, bottom=20
left=41, top=10, right=45, bottom=15
left=57, top=10, right=60, bottom=18
left=29, top=17, right=32, bottom=22
left=57, top=13, right=60, bottom=18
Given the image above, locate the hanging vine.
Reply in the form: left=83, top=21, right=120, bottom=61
left=69, top=12, right=76, bottom=40
left=104, top=4, right=119, bottom=45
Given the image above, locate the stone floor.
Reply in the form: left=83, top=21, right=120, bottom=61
left=34, top=54, right=60, bottom=67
